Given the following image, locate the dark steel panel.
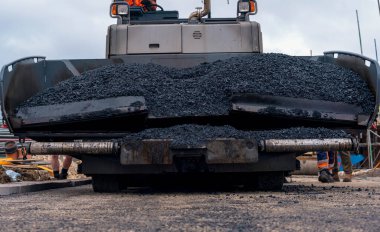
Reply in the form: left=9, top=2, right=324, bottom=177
left=231, top=94, right=366, bottom=126
left=83, top=152, right=295, bottom=175
left=15, top=96, right=146, bottom=127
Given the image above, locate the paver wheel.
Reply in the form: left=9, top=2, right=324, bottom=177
left=92, top=175, right=121, bottom=193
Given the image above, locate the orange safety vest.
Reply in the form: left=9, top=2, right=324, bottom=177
left=127, top=0, right=157, bottom=10
left=113, top=0, right=156, bottom=13
left=127, top=0, right=143, bottom=7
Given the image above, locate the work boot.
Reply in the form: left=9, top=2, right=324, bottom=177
left=59, top=168, right=69, bottom=180
left=59, top=173, right=68, bottom=180
left=53, top=171, right=60, bottom=179
left=77, top=163, right=83, bottom=174
left=318, top=170, right=334, bottom=183
left=332, top=172, right=340, bottom=182
left=343, top=173, right=352, bottom=182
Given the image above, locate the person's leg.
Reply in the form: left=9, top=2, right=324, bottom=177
left=328, top=151, right=334, bottom=174
left=332, top=152, right=340, bottom=181
left=317, top=151, right=334, bottom=183
left=317, top=151, right=328, bottom=171
left=59, top=156, right=73, bottom=179
left=51, top=155, right=60, bottom=179
left=62, top=156, right=73, bottom=169
left=340, top=151, right=353, bottom=182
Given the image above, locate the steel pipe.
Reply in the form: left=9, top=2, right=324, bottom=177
left=26, top=139, right=363, bottom=155
left=261, top=138, right=356, bottom=153
left=189, top=0, right=211, bottom=21
left=28, top=142, right=118, bottom=155
left=359, top=143, right=380, bottom=147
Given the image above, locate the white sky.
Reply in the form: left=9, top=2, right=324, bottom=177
left=0, top=0, right=379, bottom=65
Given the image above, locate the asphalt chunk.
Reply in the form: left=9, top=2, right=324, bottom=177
left=20, top=53, right=375, bottom=117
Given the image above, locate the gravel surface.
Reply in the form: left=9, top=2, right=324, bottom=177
left=20, top=53, right=375, bottom=116
left=0, top=176, right=379, bottom=231
left=121, top=125, right=350, bottom=146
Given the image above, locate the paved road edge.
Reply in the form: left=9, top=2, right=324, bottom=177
left=0, top=178, right=92, bottom=196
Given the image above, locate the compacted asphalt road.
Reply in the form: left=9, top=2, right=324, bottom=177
left=0, top=175, right=379, bottom=232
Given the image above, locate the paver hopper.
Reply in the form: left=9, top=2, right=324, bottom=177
left=1, top=1, right=379, bottom=192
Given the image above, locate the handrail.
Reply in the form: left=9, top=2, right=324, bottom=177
left=3, top=56, right=45, bottom=73
left=324, top=51, right=378, bottom=64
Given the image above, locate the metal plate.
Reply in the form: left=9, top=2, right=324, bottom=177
left=120, top=138, right=258, bottom=165
left=206, top=139, right=258, bottom=164
left=231, top=94, right=364, bottom=123
left=16, top=96, right=147, bottom=126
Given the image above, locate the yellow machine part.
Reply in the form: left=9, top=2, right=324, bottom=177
left=0, top=158, right=13, bottom=165
left=37, top=166, right=54, bottom=176
left=0, top=158, right=53, bottom=176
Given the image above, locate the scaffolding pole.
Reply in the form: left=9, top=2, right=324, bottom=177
left=366, top=130, right=380, bottom=169
left=356, top=10, right=364, bottom=55
left=376, top=39, right=379, bottom=62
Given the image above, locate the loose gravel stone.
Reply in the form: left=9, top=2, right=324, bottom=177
left=120, top=125, right=349, bottom=146
left=19, top=53, right=375, bottom=116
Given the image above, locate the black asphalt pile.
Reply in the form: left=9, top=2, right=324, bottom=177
left=120, top=125, right=349, bottom=147
left=20, top=53, right=375, bottom=116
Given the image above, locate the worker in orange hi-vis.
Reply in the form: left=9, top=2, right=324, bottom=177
left=317, top=151, right=352, bottom=183
left=127, top=0, right=157, bottom=11
left=4, top=141, right=31, bottom=160
left=4, top=141, right=20, bottom=160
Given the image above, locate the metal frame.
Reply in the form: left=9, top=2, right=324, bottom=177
left=323, top=51, right=380, bottom=128
left=0, top=56, right=46, bottom=133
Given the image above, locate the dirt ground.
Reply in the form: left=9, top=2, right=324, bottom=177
left=0, top=174, right=379, bottom=231
left=0, top=167, right=51, bottom=184
left=0, top=168, right=11, bottom=183
left=0, top=167, right=50, bottom=184
left=0, top=155, right=84, bottom=184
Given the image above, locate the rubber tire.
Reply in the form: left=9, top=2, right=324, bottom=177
left=92, top=175, right=121, bottom=193
left=246, top=172, right=284, bottom=191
